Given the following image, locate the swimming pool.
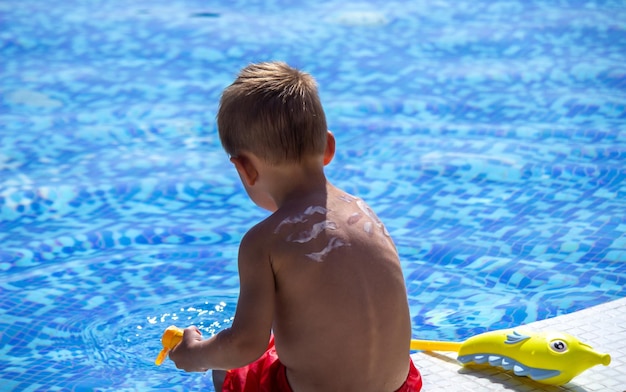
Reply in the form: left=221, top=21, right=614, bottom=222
left=1, top=0, right=625, bottom=390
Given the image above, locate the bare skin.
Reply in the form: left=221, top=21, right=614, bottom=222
left=170, top=132, right=412, bottom=391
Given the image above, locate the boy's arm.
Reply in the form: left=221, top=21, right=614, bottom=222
left=169, top=227, right=275, bottom=371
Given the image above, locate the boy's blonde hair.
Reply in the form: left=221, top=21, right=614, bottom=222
left=217, top=62, right=328, bottom=164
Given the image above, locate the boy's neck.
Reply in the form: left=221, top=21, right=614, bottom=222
left=260, top=157, right=329, bottom=210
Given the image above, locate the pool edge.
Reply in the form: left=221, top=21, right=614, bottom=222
left=411, top=297, right=626, bottom=391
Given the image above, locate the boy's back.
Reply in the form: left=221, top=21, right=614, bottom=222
left=249, top=183, right=412, bottom=391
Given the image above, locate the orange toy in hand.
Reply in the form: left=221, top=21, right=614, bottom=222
left=155, top=326, right=184, bottom=366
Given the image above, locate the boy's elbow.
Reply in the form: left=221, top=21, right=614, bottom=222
left=237, top=341, right=267, bottom=366
left=220, top=329, right=269, bottom=368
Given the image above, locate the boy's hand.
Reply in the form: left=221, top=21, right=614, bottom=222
left=168, top=326, right=208, bottom=372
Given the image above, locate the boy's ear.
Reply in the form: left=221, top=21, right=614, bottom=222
left=230, top=155, right=258, bottom=186
left=323, top=131, right=336, bottom=166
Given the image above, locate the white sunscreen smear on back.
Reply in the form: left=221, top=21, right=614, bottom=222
left=306, top=237, right=349, bottom=262
left=275, top=205, right=350, bottom=262
left=356, top=199, right=390, bottom=237
left=304, top=206, right=327, bottom=215
left=347, top=212, right=362, bottom=225
left=274, top=206, right=328, bottom=234
left=289, top=220, right=337, bottom=243
left=338, top=194, right=357, bottom=203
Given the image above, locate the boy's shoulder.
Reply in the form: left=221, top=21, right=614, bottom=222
left=256, top=202, right=317, bottom=234
left=254, top=190, right=382, bottom=240
left=243, top=198, right=329, bottom=245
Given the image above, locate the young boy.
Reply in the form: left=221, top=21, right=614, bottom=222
left=169, top=61, right=422, bottom=391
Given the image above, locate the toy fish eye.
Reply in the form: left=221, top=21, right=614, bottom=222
left=550, top=339, right=568, bottom=353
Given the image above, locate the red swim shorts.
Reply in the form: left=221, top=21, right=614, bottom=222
left=222, top=338, right=422, bottom=392
left=222, top=337, right=287, bottom=392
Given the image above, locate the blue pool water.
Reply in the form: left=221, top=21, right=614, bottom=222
left=1, top=0, right=625, bottom=390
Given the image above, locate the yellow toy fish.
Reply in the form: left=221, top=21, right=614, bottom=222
left=155, top=325, right=184, bottom=366
left=411, top=329, right=611, bottom=386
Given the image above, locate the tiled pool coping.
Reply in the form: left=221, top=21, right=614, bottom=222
left=411, top=297, right=626, bottom=391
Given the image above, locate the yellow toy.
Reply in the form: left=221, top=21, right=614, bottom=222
left=155, top=326, right=184, bottom=366
left=411, top=328, right=611, bottom=385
